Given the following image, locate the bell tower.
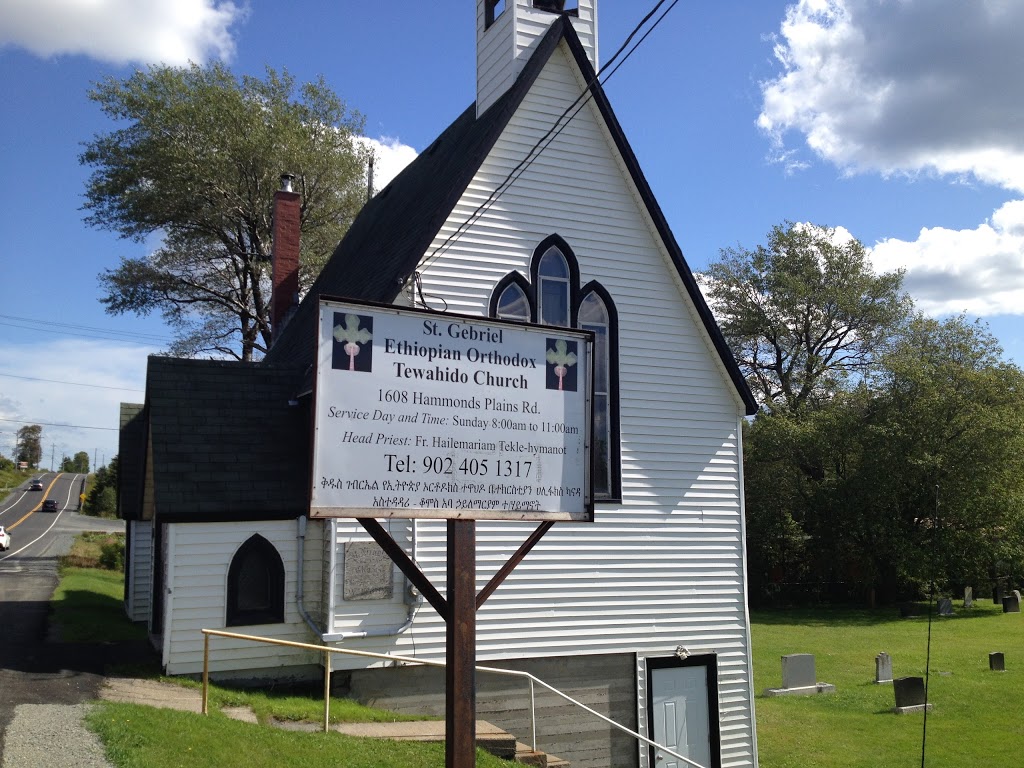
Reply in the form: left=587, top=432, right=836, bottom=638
left=476, top=0, right=598, bottom=117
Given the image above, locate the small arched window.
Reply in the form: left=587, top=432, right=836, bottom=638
left=497, top=283, right=531, bottom=321
left=226, top=535, right=285, bottom=626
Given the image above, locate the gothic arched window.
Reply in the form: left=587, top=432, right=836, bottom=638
left=491, top=236, right=620, bottom=500
left=579, top=285, right=619, bottom=498
left=226, top=535, right=285, bottom=626
left=537, top=246, right=571, bottom=326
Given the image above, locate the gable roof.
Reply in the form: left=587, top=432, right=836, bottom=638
left=262, top=22, right=568, bottom=371
left=266, top=17, right=756, bottom=414
left=117, top=402, right=146, bottom=521
left=145, top=356, right=310, bottom=521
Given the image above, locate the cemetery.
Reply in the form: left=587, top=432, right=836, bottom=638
left=751, top=600, right=1020, bottom=767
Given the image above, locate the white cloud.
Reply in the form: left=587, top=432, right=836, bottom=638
left=0, top=339, right=153, bottom=468
left=0, top=0, right=245, bottom=65
left=760, top=0, right=1024, bottom=192
left=760, top=2, right=1024, bottom=319
left=870, top=200, right=1024, bottom=317
left=359, top=136, right=419, bottom=194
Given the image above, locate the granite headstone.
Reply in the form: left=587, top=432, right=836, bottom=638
left=782, top=653, right=817, bottom=690
left=893, top=676, right=931, bottom=714
left=875, top=652, right=893, bottom=684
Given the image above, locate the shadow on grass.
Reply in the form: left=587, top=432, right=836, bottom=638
left=752, top=603, right=1006, bottom=627
left=53, top=588, right=148, bottom=643
left=752, top=606, right=901, bottom=627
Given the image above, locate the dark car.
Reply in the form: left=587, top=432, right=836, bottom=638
left=29, top=479, right=43, bottom=491
left=41, top=499, right=59, bottom=512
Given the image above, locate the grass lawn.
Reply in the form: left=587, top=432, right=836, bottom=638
left=86, top=703, right=518, bottom=768
left=751, top=602, right=1024, bottom=767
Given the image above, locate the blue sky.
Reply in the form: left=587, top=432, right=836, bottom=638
left=1, top=0, right=1022, bottom=467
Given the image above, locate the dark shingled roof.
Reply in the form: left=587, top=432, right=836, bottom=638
left=264, top=17, right=756, bottom=414
left=263, top=18, right=571, bottom=371
left=118, top=402, right=146, bottom=521
left=145, top=356, right=309, bottom=520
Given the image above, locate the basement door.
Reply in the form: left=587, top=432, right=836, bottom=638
left=647, top=655, right=720, bottom=768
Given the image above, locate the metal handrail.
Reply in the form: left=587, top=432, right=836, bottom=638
left=200, top=628, right=704, bottom=768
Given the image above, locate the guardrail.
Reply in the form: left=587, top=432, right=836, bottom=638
left=200, top=628, right=704, bottom=768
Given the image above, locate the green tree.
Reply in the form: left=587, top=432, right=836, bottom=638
left=61, top=452, right=91, bottom=473
left=16, top=425, right=42, bottom=468
left=704, top=222, right=911, bottom=413
left=85, top=456, right=120, bottom=518
left=743, top=314, right=1024, bottom=606
left=82, top=63, right=372, bottom=361
left=73, top=451, right=90, bottom=473
left=867, top=315, right=1024, bottom=594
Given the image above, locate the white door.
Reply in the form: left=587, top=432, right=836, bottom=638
left=651, top=665, right=712, bottom=768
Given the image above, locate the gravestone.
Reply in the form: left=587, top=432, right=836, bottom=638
left=1002, top=593, right=1020, bottom=613
left=892, top=676, right=932, bottom=714
left=964, top=587, right=973, bottom=608
left=763, top=653, right=836, bottom=697
left=937, top=598, right=953, bottom=616
left=875, top=652, right=893, bottom=684
left=994, top=584, right=1005, bottom=605
left=782, top=653, right=816, bottom=689
left=989, top=652, right=1005, bottom=672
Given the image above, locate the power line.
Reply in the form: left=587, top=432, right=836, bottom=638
left=0, top=371, right=144, bottom=392
left=0, top=313, right=170, bottom=345
left=0, top=417, right=118, bottom=432
left=417, top=0, right=679, bottom=276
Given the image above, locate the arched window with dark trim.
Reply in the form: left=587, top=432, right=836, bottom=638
left=226, top=534, right=285, bottom=626
left=537, top=247, right=571, bottom=326
left=490, top=235, right=621, bottom=500
left=579, top=284, right=619, bottom=499
left=490, top=272, right=534, bottom=321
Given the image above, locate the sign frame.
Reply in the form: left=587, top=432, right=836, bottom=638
left=309, top=296, right=595, bottom=522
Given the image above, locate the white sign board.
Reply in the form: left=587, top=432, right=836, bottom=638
left=311, top=299, right=593, bottom=521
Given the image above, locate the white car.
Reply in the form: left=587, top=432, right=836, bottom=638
left=0, top=525, right=10, bottom=551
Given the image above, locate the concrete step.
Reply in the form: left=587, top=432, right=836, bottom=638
left=515, top=741, right=571, bottom=767
left=330, top=720, right=568, bottom=765
left=331, top=719, right=516, bottom=758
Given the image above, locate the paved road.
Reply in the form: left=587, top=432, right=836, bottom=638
left=0, top=475, right=126, bottom=762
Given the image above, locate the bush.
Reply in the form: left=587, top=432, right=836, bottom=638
left=99, top=537, right=125, bottom=571
left=87, top=484, right=117, bottom=518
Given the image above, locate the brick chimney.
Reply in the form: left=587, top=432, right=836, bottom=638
left=271, top=173, right=301, bottom=342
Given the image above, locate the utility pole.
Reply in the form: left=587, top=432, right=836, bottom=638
left=51, top=444, right=55, bottom=472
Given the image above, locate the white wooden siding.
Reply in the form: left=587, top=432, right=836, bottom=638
left=331, top=42, right=755, bottom=765
left=327, top=521, right=416, bottom=636
left=477, top=0, right=597, bottom=117
left=162, top=520, right=321, bottom=676
left=477, top=2, right=516, bottom=116
left=125, top=519, right=152, bottom=622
